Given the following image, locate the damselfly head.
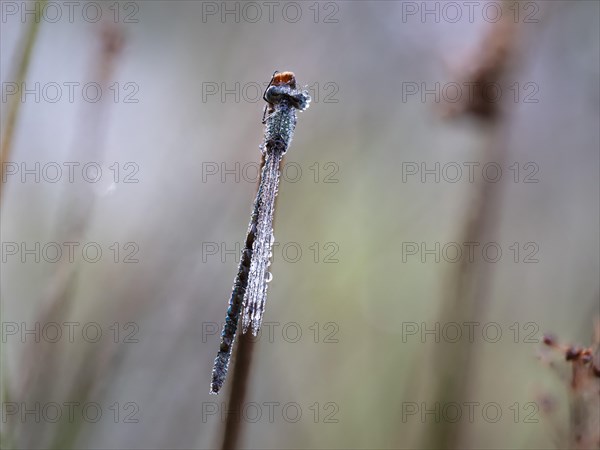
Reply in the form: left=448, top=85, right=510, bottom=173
left=271, top=71, right=297, bottom=89
left=265, top=71, right=311, bottom=111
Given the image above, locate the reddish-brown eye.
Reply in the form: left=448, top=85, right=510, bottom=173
left=272, top=71, right=296, bottom=88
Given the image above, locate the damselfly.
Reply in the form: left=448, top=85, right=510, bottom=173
left=210, top=71, right=311, bottom=394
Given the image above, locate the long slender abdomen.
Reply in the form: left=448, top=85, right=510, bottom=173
left=242, top=148, right=283, bottom=335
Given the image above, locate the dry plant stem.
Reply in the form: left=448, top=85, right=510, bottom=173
left=56, top=23, right=124, bottom=239
left=217, top=147, right=277, bottom=448
left=543, top=321, right=600, bottom=449
left=9, top=264, right=78, bottom=449
left=567, top=321, right=600, bottom=449
left=4, top=26, right=125, bottom=449
left=0, top=0, right=44, bottom=200
left=424, top=5, right=520, bottom=448
left=426, top=131, right=509, bottom=450
left=220, top=332, right=256, bottom=450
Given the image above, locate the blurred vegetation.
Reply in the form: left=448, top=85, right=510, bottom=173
left=1, top=1, right=599, bottom=449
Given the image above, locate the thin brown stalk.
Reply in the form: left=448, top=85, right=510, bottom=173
left=423, top=3, right=522, bottom=448
left=56, top=22, right=125, bottom=240
left=4, top=24, right=126, bottom=449
left=219, top=331, right=256, bottom=450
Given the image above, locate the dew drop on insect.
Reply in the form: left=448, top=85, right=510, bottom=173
left=265, top=272, right=273, bottom=283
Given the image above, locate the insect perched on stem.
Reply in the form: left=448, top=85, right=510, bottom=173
left=210, top=71, right=311, bottom=395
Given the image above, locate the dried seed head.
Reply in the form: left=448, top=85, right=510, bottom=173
left=566, top=346, right=582, bottom=361
left=543, top=334, right=557, bottom=346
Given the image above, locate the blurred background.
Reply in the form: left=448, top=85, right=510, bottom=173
left=1, top=1, right=599, bottom=449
